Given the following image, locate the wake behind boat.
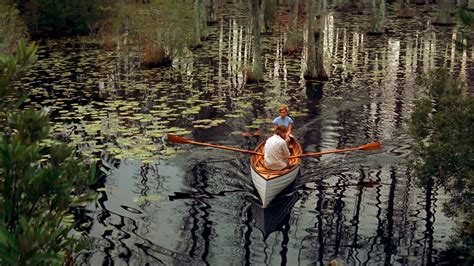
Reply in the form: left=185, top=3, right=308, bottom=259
left=250, top=138, right=302, bottom=208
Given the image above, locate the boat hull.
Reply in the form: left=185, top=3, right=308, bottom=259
left=251, top=165, right=300, bottom=208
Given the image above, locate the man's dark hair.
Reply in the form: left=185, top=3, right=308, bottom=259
left=274, top=125, right=288, bottom=135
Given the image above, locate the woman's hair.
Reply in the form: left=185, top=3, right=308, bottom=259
left=279, top=105, right=288, bottom=113
left=274, top=125, right=288, bottom=135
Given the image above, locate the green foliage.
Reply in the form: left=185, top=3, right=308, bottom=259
left=0, top=111, right=97, bottom=265
left=408, top=69, right=473, bottom=186
left=19, top=0, right=114, bottom=37
left=408, top=68, right=474, bottom=264
left=459, top=7, right=474, bottom=26
left=0, top=40, right=37, bottom=124
left=0, top=41, right=98, bottom=265
left=456, top=7, right=474, bottom=50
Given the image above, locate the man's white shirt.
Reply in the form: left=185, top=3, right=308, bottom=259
left=263, top=134, right=290, bottom=170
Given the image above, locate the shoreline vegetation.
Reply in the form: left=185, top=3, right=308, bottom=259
left=0, top=41, right=99, bottom=265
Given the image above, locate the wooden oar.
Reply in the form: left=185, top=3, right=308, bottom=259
left=289, top=141, right=381, bottom=159
left=167, top=134, right=263, bottom=155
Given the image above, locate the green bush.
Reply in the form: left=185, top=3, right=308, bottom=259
left=0, top=41, right=98, bottom=265
left=0, top=40, right=37, bottom=121
left=408, top=68, right=474, bottom=264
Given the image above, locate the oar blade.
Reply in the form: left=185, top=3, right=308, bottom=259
left=167, top=134, right=190, bottom=144
left=360, top=141, right=381, bottom=151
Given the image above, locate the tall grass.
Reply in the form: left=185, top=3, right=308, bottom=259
left=101, top=1, right=196, bottom=67
left=0, top=2, right=28, bottom=54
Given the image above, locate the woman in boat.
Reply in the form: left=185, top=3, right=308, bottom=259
left=264, top=125, right=291, bottom=171
left=273, top=105, right=293, bottom=141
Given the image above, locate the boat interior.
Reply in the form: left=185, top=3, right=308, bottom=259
left=251, top=138, right=302, bottom=180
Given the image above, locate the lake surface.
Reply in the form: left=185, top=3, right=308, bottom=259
left=21, top=3, right=473, bottom=265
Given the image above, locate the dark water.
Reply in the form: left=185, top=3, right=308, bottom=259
left=20, top=2, right=473, bottom=265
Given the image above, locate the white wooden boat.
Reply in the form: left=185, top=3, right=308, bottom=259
left=250, top=138, right=302, bottom=208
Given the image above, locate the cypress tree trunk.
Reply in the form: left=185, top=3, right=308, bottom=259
left=193, top=0, right=202, bottom=47
left=200, top=0, right=208, bottom=34
left=263, top=0, right=277, bottom=33
left=351, top=0, right=363, bottom=14
left=304, top=0, right=317, bottom=79
left=207, top=0, right=218, bottom=25
left=399, top=0, right=413, bottom=18
left=434, top=0, right=454, bottom=25
left=284, top=0, right=301, bottom=55
left=316, top=0, right=328, bottom=80
left=468, top=0, right=474, bottom=11
left=335, top=0, right=350, bottom=10
left=369, top=0, right=385, bottom=34
left=17, top=0, right=26, bottom=13
left=247, top=0, right=264, bottom=82
left=259, top=0, right=266, bottom=33
left=304, top=0, right=327, bottom=80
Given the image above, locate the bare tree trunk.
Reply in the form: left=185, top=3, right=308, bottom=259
left=334, top=0, right=346, bottom=9
left=17, top=0, right=26, bottom=13
left=263, top=0, right=277, bottom=33
left=399, top=0, right=413, bottom=18
left=304, top=0, right=327, bottom=80
left=259, top=0, right=266, bottom=33
left=289, top=0, right=300, bottom=29
left=369, top=0, right=385, bottom=34
left=193, top=0, right=203, bottom=47
left=206, top=0, right=218, bottom=25
left=316, top=0, right=328, bottom=80
left=434, top=0, right=454, bottom=25
left=247, top=0, right=264, bottom=82
left=284, top=0, right=301, bottom=55
left=305, top=0, right=317, bottom=79
left=468, top=0, right=474, bottom=10
left=201, top=0, right=208, bottom=32
left=351, top=0, right=363, bottom=14
left=456, top=0, right=466, bottom=8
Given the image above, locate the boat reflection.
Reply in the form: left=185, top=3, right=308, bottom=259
left=249, top=190, right=300, bottom=240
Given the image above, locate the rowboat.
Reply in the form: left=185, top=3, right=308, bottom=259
left=167, top=134, right=379, bottom=208
left=250, top=138, right=302, bottom=208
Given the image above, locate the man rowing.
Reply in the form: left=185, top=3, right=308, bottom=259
left=263, top=125, right=292, bottom=171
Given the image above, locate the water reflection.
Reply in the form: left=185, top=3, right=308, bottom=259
left=250, top=190, right=300, bottom=240
left=80, top=151, right=453, bottom=265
